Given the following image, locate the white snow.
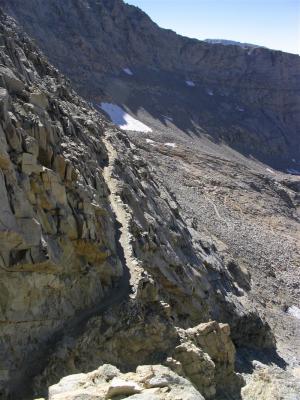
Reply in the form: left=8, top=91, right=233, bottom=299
left=123, top=68, right=133, bottom=76
left=266, top=168, right=275, bottom=174
left=252, top=360, right=268, bottom=369
left=82, top=0, right=91, bottom=8
left=186, top=80, right=195, bottom=87
left=164, top=142, right=177, bottom=148
left=162, top=115, right=173, bottom=122
left=100, top=103, right=152, bottom=133
left=146, top=138, right=156, bottom=146
left=288, top=306, right=300, bottom=320
left=207, top=89, right=214, bottom=96
left=287, top=168, right=300, bottom=175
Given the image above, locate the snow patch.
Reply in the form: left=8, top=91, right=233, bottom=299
left=252, top=360, right=268, bottom=369
left=266, top=168, right=275, bottom=174
left=288, top=306, right=300, bottom=320
left=287, top=168, right=300, bottom=175
left=81, top=0, right=91, bottom=8
left=207, top=89, right=214, bottom=96
left=100, top=103, right=152, bottom=133
left=186, top=80, right=195, bottom=87
left=164, top=142, right=177, bottom=148
left=162, top=115, right=173, bottom=122
left=146, top=138, right=156, bottom=146
left=123, top=68, right=133, bottom=76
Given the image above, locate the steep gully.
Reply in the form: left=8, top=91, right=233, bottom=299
left=7, top=129, right=137, bottom=400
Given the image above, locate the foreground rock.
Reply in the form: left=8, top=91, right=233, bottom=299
left=33, top=318, right=241, bottom=399
left=48, top=364, right=205, bottom=400
left=45, top=362, right=300, bottom=400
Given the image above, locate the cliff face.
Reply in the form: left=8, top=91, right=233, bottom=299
left=1, top=0, right=300, bottom=168
left=0, top=10, right=125, bottom=396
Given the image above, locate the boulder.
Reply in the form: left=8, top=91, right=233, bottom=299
left=186, top=321, right=236, bottom=374
left=172, top=341, right=216, bottom=398
left=48, top=364, right=205, bottom=400
left=106, top=377, right=142, bottom=398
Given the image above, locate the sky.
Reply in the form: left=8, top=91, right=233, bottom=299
left=125, top=0, right=300, bottom=54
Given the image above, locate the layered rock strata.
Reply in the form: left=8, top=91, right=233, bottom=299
left=0, top=10, right=125, bottom=398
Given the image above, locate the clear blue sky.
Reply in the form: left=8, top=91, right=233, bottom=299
left=125, top=0, right=300, bottom=54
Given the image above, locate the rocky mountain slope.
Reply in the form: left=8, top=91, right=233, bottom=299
left=0, top=1, right=299, bottom=400
left=1, top=0, right=300, bottom=171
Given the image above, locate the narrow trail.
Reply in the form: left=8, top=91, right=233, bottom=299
left=7, top=132, right=142, bottom=400
left=102, top=133, right=145, bottom=293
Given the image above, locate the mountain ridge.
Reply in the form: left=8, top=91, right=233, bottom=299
left=1, top=0, right=299, bottom=172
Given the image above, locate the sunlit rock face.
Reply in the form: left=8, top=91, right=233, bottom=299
left=48, top=364, right=206, bottom=400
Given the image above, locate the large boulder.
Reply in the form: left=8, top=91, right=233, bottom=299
left=48, top=364, right=205, bottom=400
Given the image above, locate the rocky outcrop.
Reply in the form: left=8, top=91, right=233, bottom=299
left=35, top=304, right=241, bottom=395
left=47, top=364, right=205, bottom=400
left=44, top=361, right=300, bottom=400
left=32, top=309, right=240, bottom=398
left=174, top=322, right=238, bottom=398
